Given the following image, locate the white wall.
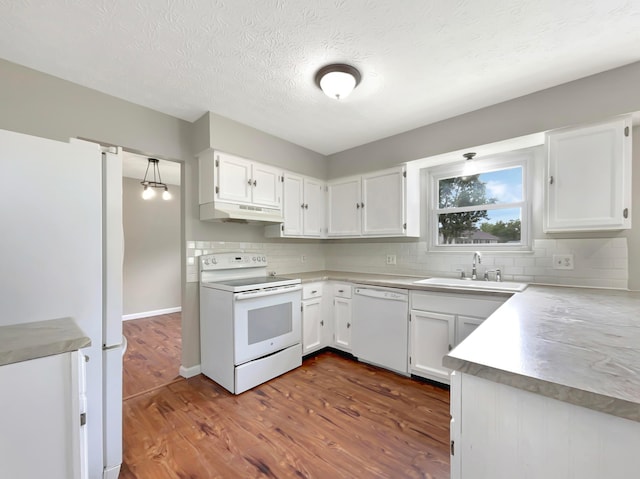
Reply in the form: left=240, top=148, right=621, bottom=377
left=122, top=177, right=181, bottom=316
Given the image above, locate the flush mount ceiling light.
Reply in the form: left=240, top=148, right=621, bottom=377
left=141, top=158, right=171, bottom=200
left=315, top=64, right=361, bottom=100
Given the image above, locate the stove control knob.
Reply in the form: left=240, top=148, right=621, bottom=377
left=262, top=256, right=266, bottom=262
left=252, top=256, right=257, bottom=261
left=203, top=259, right=209, bottom=265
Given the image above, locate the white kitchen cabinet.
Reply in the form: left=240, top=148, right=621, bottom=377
left=544, top=115, right=632, bottom=232
left=450, top=372, right=640, bottom=479
left=327, top=176, right=362, bottom=236
left=362, top=168, right=407, bottom=236
left=332, top=283, right=353, bottom=351
left=0, top=351, right=87, bottom=479
left=410, top=310, right=455, bottom=382
left=327, top=165, right=420, bottom=238
left=302, top=282, right=328, bottom=355
left=409, top=291, right=506, bottom=384
left=265, top=173, right=326, bottom=238
left=455, top=315, right=484, bottom=345
left=198, top=150, right=283, bottom=219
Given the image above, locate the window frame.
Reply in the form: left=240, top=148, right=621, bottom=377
left=427, top=149, right=532, bottom=252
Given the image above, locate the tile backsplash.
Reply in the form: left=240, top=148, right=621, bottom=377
left=187, top=237, right=628, bottom=289
left=325, top=237, right=628, bottom=290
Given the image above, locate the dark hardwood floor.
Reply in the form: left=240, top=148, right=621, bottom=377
left=121, top=317, right=451, bottom=478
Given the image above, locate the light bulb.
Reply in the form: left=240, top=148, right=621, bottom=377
left=142, top=185, right=155, bottom=200
left=162, top=188, right=171, bottom=201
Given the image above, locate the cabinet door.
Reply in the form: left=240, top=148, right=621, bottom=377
left=545, top=116, right=632, bottom=232
left=0, top=351, right=85, bottom=479
left=327, top=177, right=361, bottom=236
left=283, top=173, right=304, bottom=236
left=455, top=315, right=484, bottom=346
left=302, top=297, right=323, bottom=354
left=251, top=163, right=282, bottom=208
left=362, top=167, right=406, bottom=236
left=410, top=310, right=455, bottom=383
left=333, top=297, right=352, bottom=350
left=303, top=178, right=325, bottom=237
left=216, top=152, right=253, bottom=204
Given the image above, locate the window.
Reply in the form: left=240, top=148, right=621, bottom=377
left=428, top=150, right=531, bottom=250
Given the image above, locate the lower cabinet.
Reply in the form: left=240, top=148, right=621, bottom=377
left=332, top=283, right=353, bottom=352
left=410, top=290, right=507, bottom=384
left=450, top=372, right=640, bottom=479
left=302, top=282, right=331, bottom=355
left=0, top=350, right=87, bottom=479
left=410, top=310, right=455, bottom=383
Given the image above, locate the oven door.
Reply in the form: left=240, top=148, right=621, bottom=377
left=233, top=285, right=302, bottom=365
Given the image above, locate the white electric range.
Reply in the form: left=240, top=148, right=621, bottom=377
left=199, top=252, right=302, bottom=394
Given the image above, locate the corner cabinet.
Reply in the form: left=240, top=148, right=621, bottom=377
left=265, top=173, right=326, bottom=238
left=544, top=116, right=632, bottom=232
left=409, top=291, right=507, bottom=384
left=327, top=165, right=420, bottom=238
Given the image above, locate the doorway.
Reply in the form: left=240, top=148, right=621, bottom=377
left=121, top=151, right=183, bottom=398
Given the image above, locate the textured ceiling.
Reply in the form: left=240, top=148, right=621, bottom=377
left=1, top=1, right=639, bottom=155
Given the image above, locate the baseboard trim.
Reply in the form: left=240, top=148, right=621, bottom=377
left=180, top=364, right=201, bottom=378
left=123, top=307, right=181, bottom=321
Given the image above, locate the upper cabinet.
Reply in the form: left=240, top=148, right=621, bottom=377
left=265, top=172, right=326, bottom=238
left=544, top=116, right=632, bottom=232
left=327, top=165, right=420, bottom=238
left=199, top=150, right=284, bottom=222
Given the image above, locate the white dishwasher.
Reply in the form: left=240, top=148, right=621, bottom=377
left=352, top=285, right=409, bottom=375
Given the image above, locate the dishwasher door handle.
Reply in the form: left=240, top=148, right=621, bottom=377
left=354, top=288, right=408, bottom=301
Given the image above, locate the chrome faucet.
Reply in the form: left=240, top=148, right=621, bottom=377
left=471, top=251, right=482, bottom=280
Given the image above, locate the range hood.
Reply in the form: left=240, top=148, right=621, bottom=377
left=200, top=202, right=284, bottom=224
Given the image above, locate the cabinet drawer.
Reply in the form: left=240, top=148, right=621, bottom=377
left=411, top=291, right=505, bottom=318
left=333, top=283, right=352, bottom=298
left=302, top=283, right=323, bottom=300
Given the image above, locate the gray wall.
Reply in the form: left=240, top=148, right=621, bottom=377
left=2, top=57, right=640, bottom=372
left=123, top=177, right=181, bottom=316
left=326, top=61, right=640, bottom=178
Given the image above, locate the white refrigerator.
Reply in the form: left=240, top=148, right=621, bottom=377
left=0, top=128, right=123, bottom=479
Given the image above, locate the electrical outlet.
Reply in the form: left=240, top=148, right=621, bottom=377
left=386, top=254, right=396, bottom=265
left=552, top=254, right=574, bottom=270
left=300, top=255, right=306, bottom=263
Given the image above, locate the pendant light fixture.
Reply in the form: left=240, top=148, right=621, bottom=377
left=140, top=158, right=171, bottom=200
left=315, top=64, right=361, bottom=100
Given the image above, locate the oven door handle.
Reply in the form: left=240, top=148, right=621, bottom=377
left=233, top=284, right=302, bottom=300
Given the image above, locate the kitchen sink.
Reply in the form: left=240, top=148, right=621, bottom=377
left=413, top=277, right=528, bottom=293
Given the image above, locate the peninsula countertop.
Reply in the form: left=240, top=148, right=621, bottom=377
left=0, top=317, right=91, bottom=367
left=288, top=270, right=640, bottom=422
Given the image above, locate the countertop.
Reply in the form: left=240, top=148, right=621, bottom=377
left=0, top=317, right=91, bottom=367
left=290, top=270, right=640, bottom=422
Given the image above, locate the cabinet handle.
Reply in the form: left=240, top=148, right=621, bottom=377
left=356, top=203, right=360, bottom=209
left=320, top=320, right=324, bottom=326
left=253, top=180, right=257, bottom=187
left=347, top=322, right=351, bottom=328
left=248, top=179, right=253, bottom=186
left=623, top=208, right=629, bottom=219
left=311, top=290, right=317, bottom=294
left=301, top=203, right=305, bottom=209
left=549, top=175, right=554, bottom=185
left=448, top=344, right=452, bottom=351
left=304, top=204, right=309, bottom=209
left=360, top=202, right=365, bottom=208
left=338, top=289, right=344, bottom=293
